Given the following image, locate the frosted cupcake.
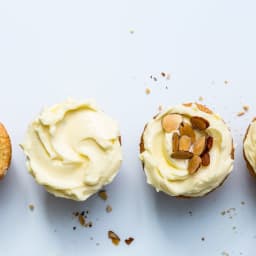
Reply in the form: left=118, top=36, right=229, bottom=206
left=139, top=103, right=234, bottom=198
left=21, top=99, right=122, bottom=201
left=243, top=118, right=256, bottom=177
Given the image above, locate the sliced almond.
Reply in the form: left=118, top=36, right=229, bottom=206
left=162, top=114, right=182, bottom=133
left=171, top=151, right=193, bottom=159
left=206, top=136, right=213, bottom=152
left=188, top=155, right=202, bottom=174
left=179, top=122, right=196, bottom=143
left=172, top=132, right=179, bottom=152
left=193, top=136, right=206, bottom=155
left=179, top=135, right=191, bottom=151
left=190, top=116, right=209, bottom=130
left=108, top=231, right=120, bottom=246
left=201, top=152, right=210, bottom=166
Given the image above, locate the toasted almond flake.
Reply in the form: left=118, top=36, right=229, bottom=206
left=179, top=122, right=196, bottom=143
left=193, top=136, right=206, bottom=155
left=125, top=237, right=134, bottom=245
left=162, top=114, right=182, bottom=133
left=188, top=155, right=202, bottom=174
left=172, top=132, right=179, bottom=152
left=206, top=136, right=213, bottom=152
left=195, top=103, right=213, bottom=114
left=237, top=111, right=245, bottom=117
left=171, top=151, right=193, bottom=159
left=108, top=231, right=120, bottom=246
left=201, top=152, right=210, bottom=166
left=145, top=88, right=151, bottom=95
left=79, top=215, right=85, bottom=226
left=243, top=105, right=249, bottom=112
left=106, top=205, right=112, bottom=213
left=98, top=190, right=108, bottom=201
left=183, top=102, right=192, bottom=107
left=179, top=135, right=191, bottom=151
left=190, top=116, right=209, bottom=130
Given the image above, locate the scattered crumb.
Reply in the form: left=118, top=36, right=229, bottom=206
left=222, top=252, right=229, bottom=256
left=188, top=211, right=193, bottom=216
left=145, top=88, right=151, bottom=95
left=73, top=226, right=76, bottom=230
left=243, top=105, right=249, bottom=112
left=129, top=29, right=135, bottom=34
left=221, top=211, right=226, bottom=216
left=125, top=237, right=134, bottom=245
left=232, top=226, right=236, bottom=230
left=98, top=190, right=108, bottom=201
left=201, top=237, right=205, bottom=241
left=158, top=105, right=163, bottom=112
left=106, top=205, right=112, bottom=213
left=166, top=73, right=171, bottom=80
left=161, top=72, right=166, bottom=77
left=237, top=111, right=245, bottom=117
left=28, top=204, right=34, bottom=211
left=221, top=208, right=236, bottom=219
left=90, top=237, right=94, bottom=240
left=241, top=201, right=245, bottom=205
left=108, top=231, right=120, bottom=246
left=198, top=96, right=204, bottom=102
left=96, top=242, right=100, bottom=246
left=224, top=80, right=229, bottom=85
left=79, top=215, right=85, bottom=226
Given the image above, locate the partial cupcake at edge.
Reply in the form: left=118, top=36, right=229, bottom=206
left=20, top=99, right=122, bottom=201
left=139, top=103, right=234, bottom=198
left=243, top=118, right=256, bottom=177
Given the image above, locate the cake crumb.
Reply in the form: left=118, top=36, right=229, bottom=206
left=98, top=190, right=108, bottom=201
left=125, top=237, right=134, bottom=245
left=188, top=210, right=193, bottom=216
left=145, top=88, right=151, bottom=95
left=222, top=252, right=229, bottom=256
left=243, top=105, right=249, bottom=112
left=96, top=242, right=100, bottom=246
left=198, top=96, right=204, bottom=102
left=90, top=237, right=93, bottom=240
left=79, top=215, right=85, bottom=226
left=108, top=231, right=120, bottom=246
left=237, top=111, right=245, bottom=117
left=106, top=205, right=112, bottom=213
left=158, top=105, right=163, bottom=112
left=73, top=226, right=76, bottom=230
left=224, top=80, right=229, bottom=85
left=28, top=204, right=34, bottom=211
left=129, top=29, right=135, bottom=34
left=232, top=226, right=236, bottom=230
left=241, top=201, right=245, bottom=205
left=161, top=72, right=166, bottom=77
left=201, top=237, right=205, bottom=241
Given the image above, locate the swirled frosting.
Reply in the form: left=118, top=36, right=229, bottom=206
left=244, top=120, right=256, bottom=173
left=140, top=103, right=234, bottom=197
left=21, top=99, right=122, bottom=201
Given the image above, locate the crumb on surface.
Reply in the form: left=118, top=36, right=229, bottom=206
left=198, top=96, right=204, bottom=102
left=145, top=88, right=151, bottom=95
left=224, top=80, right=229, bottom=85
left=237, top=111, right=245, bottom=117
left=243, top=105, right=249, bottom=112
left=125, top=237, right=134, bottom=245
left=201, top=237, right=205, bottom=241
left=158, top=105, right=163, bottom=112
left=241, top=201, right=245, bottom=205
left=106, top=205, right=112, bottom=213
left=129, top=29, right=134, bottom=34
left=222, top=252, right=229, bottom=256
left=188, top=210, right=193, bottom=216
left=96, top=242, right=100, bottom=246
left=108, top=231, right=120, bottom=246
left=73, top=226, right=76, bottom=230
left=98, top=190, right=108, bottom=201
left=28, top=204, right=34, bottom=211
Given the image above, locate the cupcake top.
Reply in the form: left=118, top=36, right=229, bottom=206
left=21, top=99, right=122, bottom=201
left=140, top=103, right=234, bottom=197
left=244, top=118, right=256, bottom=174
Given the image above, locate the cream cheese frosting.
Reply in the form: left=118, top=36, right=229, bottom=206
left=140, top=103, right=234, bottom=197
left=244, top=120, right=256, bottom=173
left=21, top=99, right=122, bottom=201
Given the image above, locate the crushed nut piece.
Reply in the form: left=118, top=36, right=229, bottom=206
left=243, top=105, right=249, bottom=112
left=106, top=205, right=112, bottom=213
left=79, top=215, right=85, bottom=226
left=145, top=88, right=151, bottom=95
left=28, top=204, right=34, bottom=211
left=237, top=111, right=245, bottom=117
left=98, top=190, right=108, bottom=201
left=108, top=231, right=120, bottom=246
left=125, top=237, right=134, bottom=245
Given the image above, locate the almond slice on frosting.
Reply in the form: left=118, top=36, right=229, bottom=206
left=179, top=122, right=196, bottom=143
left=162, top=114, right=182, bottom=133
left=179, top=135, right=191, bottom=151
left=190, top=116, right=209, bottom=130
left=171, top=151, right=193, bottom=159
left=172, top=132, right=179, bottom=152
left=193, top=136, right=206, bottom=156
left=188, top=155, right=202, bottom=174
left=201, top=152, right=210, bottom=166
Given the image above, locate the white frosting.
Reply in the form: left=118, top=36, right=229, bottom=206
left=244, top=120, right=256, bottom=173
left=140, top=103, right=234, bottom=197
left=21, top=99, right=122, bottom=201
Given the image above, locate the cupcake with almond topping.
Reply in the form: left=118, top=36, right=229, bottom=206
left=21, top=99, right=122, bottom=201
left=139, top=103, right=234, bottom=198
left=243, top=118, right=256, bottom=178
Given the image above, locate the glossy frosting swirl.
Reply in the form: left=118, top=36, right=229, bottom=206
left=21, top=99, right=122, bottom=201
left=140, top=103, right=234, bottom=197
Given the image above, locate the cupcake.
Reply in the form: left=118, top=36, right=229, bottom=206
left=243, top=118, right=256, bottom=177
left=0, top=123, right=12, bottom=180
left=21, top=99, right=122, bottom=201
left=139, top=103, right=234, bottom=198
